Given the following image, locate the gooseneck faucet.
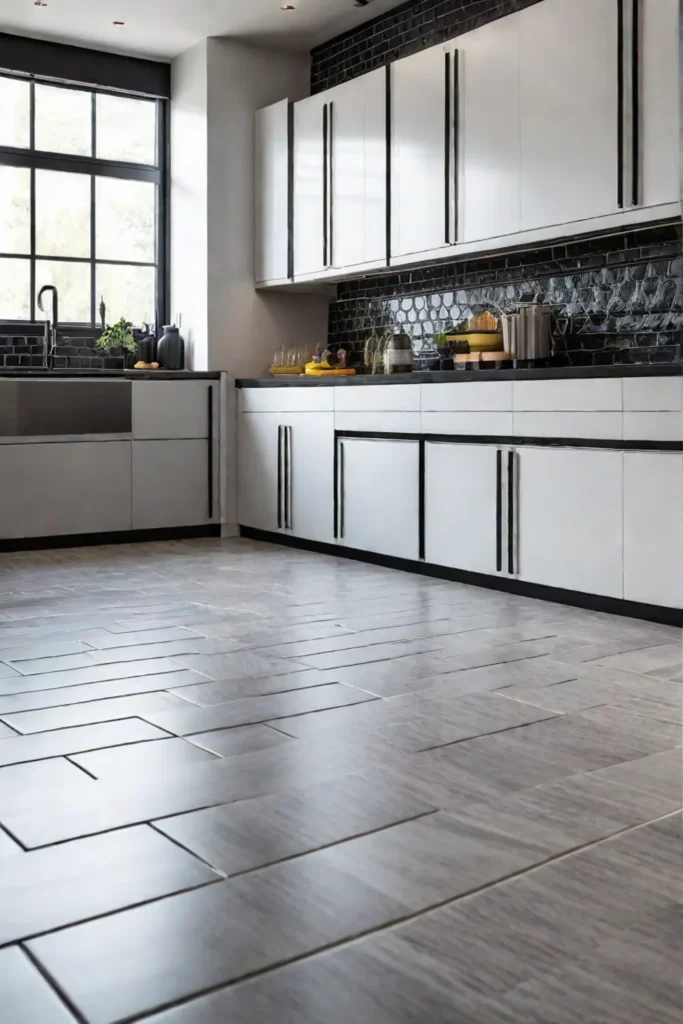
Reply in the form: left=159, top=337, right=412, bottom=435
left=37, top=285, right=59, bottom=370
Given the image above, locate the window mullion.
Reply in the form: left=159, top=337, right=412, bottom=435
left=91, top=93, right=97, bottom=326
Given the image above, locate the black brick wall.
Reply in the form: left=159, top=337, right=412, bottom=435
left=0, top=324, right=133, bottom=370
left=315, top=0, right=683, bottom=369
left=311, top=0, right=542, bottom=93
left=328, top=224, right=683, bottom=369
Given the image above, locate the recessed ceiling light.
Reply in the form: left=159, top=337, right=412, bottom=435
left=33, top=2, right=48, bottom=7
left=113, top=20, right=125, bottom=25
left=280, top=4, right=296, bottom=9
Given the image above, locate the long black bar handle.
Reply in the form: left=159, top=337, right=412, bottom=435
left=617, top=0, right=625, bottom=209
left=286, top=426, right=293, bottom=530
left=328, top=100, right=334, bottom=268
left=339, top=441, right=345, bottom=540
left=385, top=64, right=392, bottom=264
left=496, top=449, right=503, bottom=573
left=444, top=52, right=451, bottom=244
left=322, top=103, right=329, bottom=267
left=452, top=48, right=460, bottom=244
left=631, top=0, right=640, bottom=207
left=207, top=384, right=214, bottom=520
left=507, top=450, right=515, bottom=576
left=278, top=428, right=282, bottom=532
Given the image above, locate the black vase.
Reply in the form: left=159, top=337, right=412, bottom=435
left=157, top=325, right=185, bottom=370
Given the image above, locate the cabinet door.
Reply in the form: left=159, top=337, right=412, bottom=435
left=255, top=99, right=290, bottom=284
left=425, top=443, right=501, bottom=575
left=132, top=440, right=214, bottom=529
left=640, top=0, right=681, bottom=210
left=391, top=47, right=449, bottom=260
left=132, top=382, right=214, bottom=440
left=519, top=0, right=619, bottom=230
left=624, top=453, right=683, bottom=609
left=286, top=413, right=335, bottom=545
left=0, top=441, right=131, bottom=539
left=339, top=438, right=420, bottom=560
left=293, top=93, right=327, bottom=277
left=458, top=16, right=521, bottom=243
left=330, top=69, right=386, bottom=269
left=238, top=413, right=281, bottom=533
left=517, top=447, right=623, bottom=599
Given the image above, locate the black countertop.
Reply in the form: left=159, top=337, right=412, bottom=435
left=236, top=365, right=682, bottom=387
left=0, top=369, right=221, bottom=380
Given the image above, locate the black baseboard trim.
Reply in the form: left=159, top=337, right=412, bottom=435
left=239, top=526, right=683, bottom=628
left=0, top=525, right=221, bottom=554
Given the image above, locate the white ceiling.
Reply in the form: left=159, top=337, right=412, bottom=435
left=0, top=0, right=400, bottom=61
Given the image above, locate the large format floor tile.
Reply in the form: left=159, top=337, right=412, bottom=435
left=0, top=825, right=219, bottom=945
left=0, top=537, right=680, bottom=1024
left=155, top=772, right=437, bottom=876
left=0, top=947, right=76, bottom=1024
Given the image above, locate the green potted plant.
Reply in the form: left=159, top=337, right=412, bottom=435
left=95, top=316, right=136, bottom=367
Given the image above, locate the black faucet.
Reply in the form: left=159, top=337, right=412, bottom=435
left=37, top=285, right=59, bottom=370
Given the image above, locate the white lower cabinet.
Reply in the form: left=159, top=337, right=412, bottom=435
left=623, top=453, right=683, bottom=608
left=132, top=440, right=214, bottom=530
left=516, top=447, right=624, bottom=599
left=0, top=441, right=132, bottom=539
left=238, top=412, right=334, bottom=545
left=338, top=437, right=420, bottom=560
left=424, top=442, right=501, bottom=575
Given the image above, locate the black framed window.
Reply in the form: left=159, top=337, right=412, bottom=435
left=0, top=72, right=167, bottom=328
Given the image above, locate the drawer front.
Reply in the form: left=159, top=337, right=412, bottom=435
left=238, top=388, right=334, bottom=413
left=513, top=379, right=622, bottom=412
left=623, top=412, right=683, bottom=443
left=133, top=382, right=215, bottom=439
left=334, top=384, right=421, bottom=412
left=422, top=411, right=513, bottom=436
left=421, top=381, right=513, bottom=412
left=623, top=377, right=683, bottom=412
left=513, top=412, right=623, bottom=440
left=335, top=412, right=421, bottom=434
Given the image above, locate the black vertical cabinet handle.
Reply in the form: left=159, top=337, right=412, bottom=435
left=322, top=103, right=329, bottom=267
left=444, top=51, right=451, bottom=244
left=496, top=449, right=503, bottom=573
left=452, top=48, right=460, bottom=244
left=207, top=384, right=214, bottom=520
left=507, top=450, right=515, bottom=576
left=328, top=100, right=334, bottom=269
left=631, top=0, right=640, bottom=207
left=339, top=441, right=345, bottom=540
left=277, top=425, right=283, bottom=530
left=617, top=0, right=625, bottom=209
left=286, top=425, right=293, bottom=530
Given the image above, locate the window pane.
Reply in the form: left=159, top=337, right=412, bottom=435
left=96, top=94, right=157, bottom=165
left=36, top=170, right=91, bottom=259
left=35, top=83, right=91, bottom=156
left=0, top=77, right=30, bottom=149
left=0, top=167, right=30, bottom=255
left=97, top=264, right=155, bottom=328
left=0, top=258, right=30, bottom=319
left=36, top=260, right=91, bottom=323
left=96, top=177, right=155, bottom=262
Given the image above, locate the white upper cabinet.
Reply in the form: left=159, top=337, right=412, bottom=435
left=456, top=15, right=521, bottom=244
left=390, top=46, right=450, bottom=261
left=328, top=69, right=387, bottom=270
left=640, top=0, right=680, bottom=210
left=293, top=92, right=327, bottom=277
left=519, top=0, right=620, bottom=231
left=255, top=99, right=291, bottom=285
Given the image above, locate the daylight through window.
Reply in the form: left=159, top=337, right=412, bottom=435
left=0, top=74, right=165, bottom=327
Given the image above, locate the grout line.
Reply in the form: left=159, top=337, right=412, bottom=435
left=64, top=755, right=98, bottom=781
left=123, top=808, right=681, bottom=1024
left=21, top=943, right=89, bottom=1024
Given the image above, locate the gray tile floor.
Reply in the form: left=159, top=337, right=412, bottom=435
left=0, top=537, right=680, bottom=1024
